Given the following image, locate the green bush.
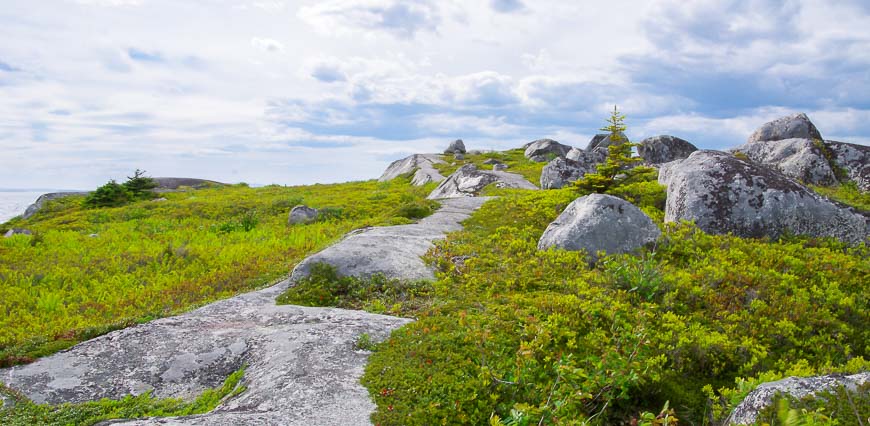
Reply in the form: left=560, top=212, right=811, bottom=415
left=83, top=180, right=132, bottom=208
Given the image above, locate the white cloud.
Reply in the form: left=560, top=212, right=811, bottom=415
left=250, top=37, right=284, bottom=52
left=74, top=0, right=142, bottom=5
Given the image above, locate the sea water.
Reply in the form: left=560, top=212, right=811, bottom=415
left=0, top=191, right=45, bottom=223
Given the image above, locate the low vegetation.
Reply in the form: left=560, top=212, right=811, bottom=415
left=432, top=148, right=546, bottom=185
left=0, top=179, right=437, bottom=367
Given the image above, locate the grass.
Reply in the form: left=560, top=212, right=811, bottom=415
left=0, top=179, right=437, bottom=367
left=0, top=366, right=246, bottom=425
left=811, top=181, right=870, bottom=211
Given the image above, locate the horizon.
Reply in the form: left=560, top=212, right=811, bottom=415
left=2, top=0, right=869, bottom=189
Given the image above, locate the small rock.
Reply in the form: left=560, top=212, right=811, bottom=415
left=444, top=139, right=466, bottom=154
left=428, top=164, right=537, bottom=199
left=726, top=372, right=869, bottom=425
left=482, top=158, right=501, bottom=165
left=523, top=139, right=573, bottom=162
left=289, top=205, right=319, bottom=225
left=492, top=163, right=508, bottom=171
left=454, top=153, right=465, bottom=160
left=4, top=228, right=32, bottom=238
left=538, top=194, right=660, bottom=261
left=637, top=135, right=697, bottom=165
left=152, top=197, right=168, bottom=202
left=659, top=150, right=869, bottom=244
left=89, top=233, right=99, bottom=238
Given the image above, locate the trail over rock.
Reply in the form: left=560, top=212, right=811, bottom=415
left=1, top=197, right=491, bottom=425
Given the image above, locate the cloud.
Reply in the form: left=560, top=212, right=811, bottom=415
left=0, top=60, right=21, bottom=72
left=310, top=63, right=346, bottom=82
left=250, top=37, right=284, bottom=52
left=127, top=48, right=164, bottom=63
left=490, top=0, right=525, bottom=13
left=298, top=0, right=443, bottom=39
left=74, top=0, right=142, bottom=5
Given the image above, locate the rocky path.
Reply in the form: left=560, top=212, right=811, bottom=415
left=0, top=197, right=490, bottom=425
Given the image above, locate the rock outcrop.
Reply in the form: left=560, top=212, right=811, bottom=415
left=538, top=194, right=660, bottom=260
left=828, top=140, right=870, bottom=191
left=637, top=135, right=697, bottom=165
left=444, top=139, right=466, bottom=154
left=726, top=372, right=869, bottom=425
left=152, top=177, right=224, bottom=190
left=523, top=139, right=572, bottom=162
left=22, top=192, right=89, bottom=219
left=659, top=150, right=869, bottom=244
left=0, top=281, right=410, bottom=426
left=378, top=154, right=446, bottom=186
left=734, top=114, right=839, bottom=186
left=291, top=197, right=488, bottom=282
left=540, top=157, right=591, bottom=189
left=747, top=112, right=823, bottom=144
left=427, top=164, right=537, bottom=199
left=288, top=205, right=318, bottom=225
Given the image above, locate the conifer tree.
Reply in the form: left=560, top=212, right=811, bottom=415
left=574, top=106, right=649, bottom=193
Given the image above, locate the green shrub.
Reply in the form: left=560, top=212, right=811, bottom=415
left=83, top=180, right=132, bottom=208
left=394, top=200, right=438, bottom=220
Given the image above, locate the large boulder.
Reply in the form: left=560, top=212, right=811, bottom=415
left=540, top=157, right=591, bottom=189
left=524, top=139, right=573, bottom=162
left=538, top=194, right=661, bottom=261
left=444, top=139, right=466, bottom=154
left=828, top=140, right=870, bottom=192
left=22, top=192, right=89, bottom=219
left=4, top=228, right=32, bottom=238
left=637, top=135, right=698, bottom=165
left=733, top=138, right=838, bottom=186
left=747, top=112, right=822, bottom=144
left=726, top=372, right=869, bottom=425
left=586, top=132, right=626, bottom=151
left=378, top=154, right=446, bottom=186
left=659, top=150, right=869, bottom=244
left=567, top=146, right=608, bottom=165
left=427, top=164, right=537, bottom=199
left=152, top=177, right=224, bottom=190
left=734, top=113, right=837, bottom=186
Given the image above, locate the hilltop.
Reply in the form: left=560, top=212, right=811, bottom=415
left=0, top=113, right=868, bottom=425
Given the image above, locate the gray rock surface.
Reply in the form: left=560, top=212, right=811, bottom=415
left=585, top=132, right=626, bottom=151
left=454, top=153, right=465, bottom=161
left=22, top=192, right=90, bottom=219
left=538, top=194, right=660, bottom=260
left=540, top=157, right=591, bottom=189
left=637, top=135, right=697, bottom=165
left=828, top=140, right=870, bottom=191
left=444, top=139, right=466, bottom=154
left=492, top=163, right=508, bottom=171
left=566, top=146, right=608, bottom=167
left=1, top=199, right=490, bottom=425
left=377, top=154, right=446, bottom=186
left=0, top=281, right=410, bottom=426
left=747, top=112, right=823, bottom=144
left=288, top=205, right=318, bottom=225
left=3, top=228, right=32, bottom=237
left=291, top=197, right=489, bottom=282
left=726, top=372, right=869, bottom=425
left=659, top=150, right=869, bottom=244
left=523, top=139, right=572, bottom=162
left=733, top=138, right=837, bottom=186
left=427, top=164, right=538, bottom=199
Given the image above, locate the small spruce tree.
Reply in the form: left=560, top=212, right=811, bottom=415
left=574, top=106, right=651, bottom=193
left=122, top=169, right=158, bottom=199
left=83, top=180, right=132, bottom=208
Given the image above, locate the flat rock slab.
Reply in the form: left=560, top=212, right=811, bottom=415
left=1, top=197, right=491, bottom=425
left=1, top=281, right=411, bottom=425
left=290, top=197, right=490, bottom=282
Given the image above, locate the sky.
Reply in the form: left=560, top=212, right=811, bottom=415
left=1, top=0, right=869, bottom=189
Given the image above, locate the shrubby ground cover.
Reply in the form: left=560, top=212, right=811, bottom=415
left=0, top=180, right=436, bottom=367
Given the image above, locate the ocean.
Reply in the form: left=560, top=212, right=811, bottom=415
left=0, top=191, right=48, bottom=224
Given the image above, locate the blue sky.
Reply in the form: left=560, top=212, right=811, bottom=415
left=1, top=0, right=869, bottom=189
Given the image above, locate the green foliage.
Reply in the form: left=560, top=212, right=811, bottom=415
left=430, top=148, right=547, bottom=186
left=575, top=106, right=655, bottom=193
left=756, top=381, right=869, bottom=426
left=0, top=366, right=246, bottom=425
left=122, top=169, right=158, bottom=198
left=361, top=178, right=869, bottom=425
left=811, top=181, right=870, bottom=211
left=276, top=263, right=435, bottom=317
left=0, top=179, right=436, bottom=366
left=355, top=333, right=378, bottom=351
left=83, top=180, right=132, bottom=208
